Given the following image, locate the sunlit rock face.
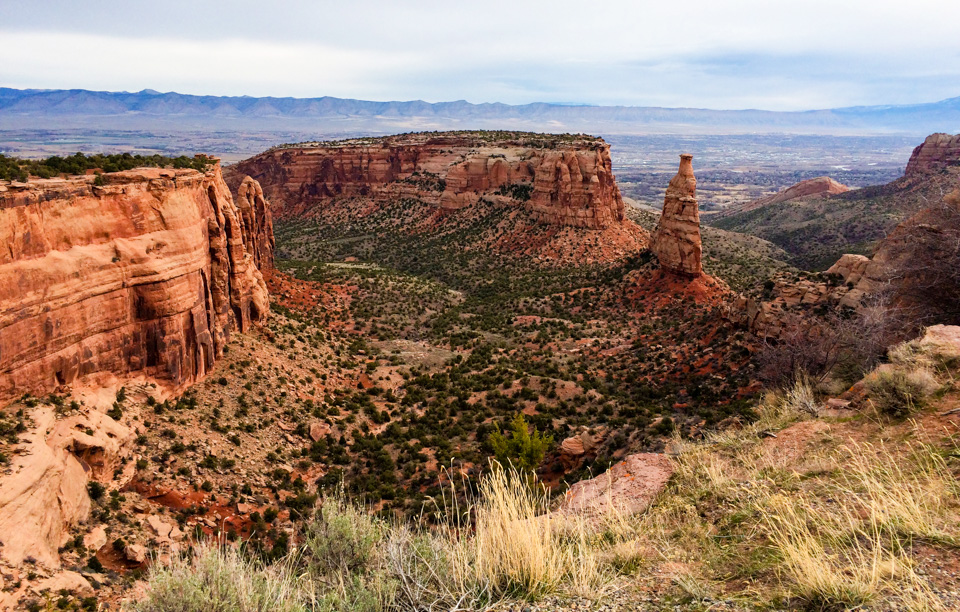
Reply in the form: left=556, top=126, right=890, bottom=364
left=0, top=165, right=272, bottom=403
left=905, top=132, right=960, bottom=176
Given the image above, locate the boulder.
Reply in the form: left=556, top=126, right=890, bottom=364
left=124, top=543, right=147, bottom=564
left=83, top=526, right=107, bottom=551
left=147, top=515, right=173, bottom=539
left=34, top=571, right=93, bottom=596
left=914, top=324, right=960, bottom=361
left=559, top=453, right=674, bottom=518
left=309, top=421, right=330, bottom=442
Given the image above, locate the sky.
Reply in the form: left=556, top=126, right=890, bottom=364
left=2, top=0, right=959, bottom=111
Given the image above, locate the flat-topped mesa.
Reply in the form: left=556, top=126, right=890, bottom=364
left=0, top=164, right=273, bottom=403
left=651, top=154, right=702, bottom=277
left=905, top=133, right=960, bottom=177
left=230, top=131, right=626, bottom=230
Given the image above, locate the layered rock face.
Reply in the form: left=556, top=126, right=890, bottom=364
left=905, top=132, right=960, bottom=176
left=230, top=132, right=625, bottom=230
left=651, top=154, right=702, bottom=277
left=0, top=165, right=272, bottom=402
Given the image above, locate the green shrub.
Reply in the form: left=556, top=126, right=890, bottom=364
left=87, top=481, right=106, bottom=500
left=301, top=497, right=383, bottom=576
left=489, top=413, right=552, bottom=475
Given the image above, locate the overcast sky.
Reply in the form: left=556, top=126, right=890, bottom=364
left=2, top=0, right=958, bottom=111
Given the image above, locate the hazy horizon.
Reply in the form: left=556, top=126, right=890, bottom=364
left=3, top=0, right=960, bottom=112
left=4, top=85, right=958, bottom=114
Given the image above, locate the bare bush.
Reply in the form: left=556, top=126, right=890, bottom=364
left=880, top=187, right=960, bottom=326
left=756, top=313, right=844, bottom=386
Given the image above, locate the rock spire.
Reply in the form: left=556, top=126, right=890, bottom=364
left=652, top=154, right=702, bottom=277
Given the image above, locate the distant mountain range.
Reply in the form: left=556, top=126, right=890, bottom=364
left=1, top=87, right=959, bottom=136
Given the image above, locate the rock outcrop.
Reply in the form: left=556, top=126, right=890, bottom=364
left=651, top=154, right=702, bottom=277
left=229, top=132, right=625, bottom=230
left=736, top=176, right=849, bottom=213
left=738, top=177, right=960, bottom=338
left=905, top=132, right=960, bottom=176
left=0, top=406, right=133, bottom=567
left=0, top=165, right=272, bottom=403
left=824, top=181, right=960, bottom=313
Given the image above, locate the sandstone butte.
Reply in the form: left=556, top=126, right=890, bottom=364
left=736, top=176, right=849, bottom=214
left=228, top=132, right=626, bottom=230
left=0, top=163, right=273, bottom=404
left=651, top=154, right=703, bottom=277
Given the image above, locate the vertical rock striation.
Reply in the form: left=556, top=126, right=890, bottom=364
left=0, top=165, right=272, bottom=403
left=236, top=175, right=276, bottom=271
left=652, top=154, right=702, bottom=277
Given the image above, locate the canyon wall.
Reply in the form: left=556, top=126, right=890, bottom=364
left=0, top=165, right=272, bottom=402
left=230, top=132, right=625, bottom=230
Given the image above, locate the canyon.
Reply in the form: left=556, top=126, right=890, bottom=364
left=0, top=163, right=274, bottom=590
left=0, top=129, right=958, bottom=610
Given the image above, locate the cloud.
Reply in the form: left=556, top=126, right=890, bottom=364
left=1, top=0, right=959, bottom=110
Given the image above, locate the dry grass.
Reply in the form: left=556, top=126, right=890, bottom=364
left=760, top=493, right=935, bottom=610
left=137, top=467, right=625, bottom=612
left=468, top=467, right=612, bottom=599
left=631, top=377, right=960, bottom=610
left=839, top=442, right=960, bottom=547
left=133, top=542, right=305, bottom=612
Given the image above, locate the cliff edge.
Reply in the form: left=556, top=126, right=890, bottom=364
left=0, top=164, right=273, bottom=402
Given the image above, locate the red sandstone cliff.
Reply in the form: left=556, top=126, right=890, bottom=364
left=0, top=165, right=273, bottom=402
left=905, top=132, right=960, bottom=176
left=230, top=132, right=625, bottom=230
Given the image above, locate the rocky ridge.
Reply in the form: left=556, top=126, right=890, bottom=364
left=0, top=164, right=273, bottom=402
left=733, top=175, right=849, bottom=214
left=229, top=132, right=626, bottom=230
